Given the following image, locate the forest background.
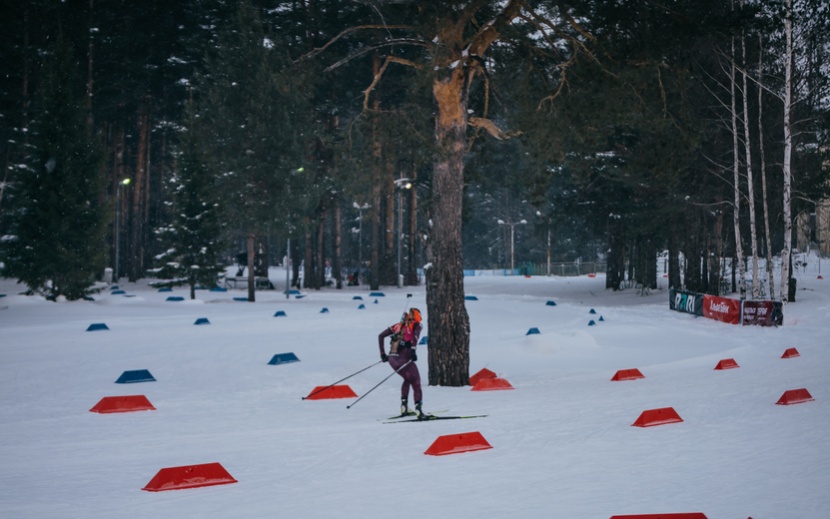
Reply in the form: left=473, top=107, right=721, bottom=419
left=1, top=1, right=828, bottom=308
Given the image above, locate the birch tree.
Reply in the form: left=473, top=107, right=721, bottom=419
left=730, top=26, right=748, bottom=299
left=740, top=12, right=760, bottom=299
left=757, top=37, right=776, bottom=300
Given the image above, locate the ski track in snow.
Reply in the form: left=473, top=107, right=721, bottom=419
left=1, top=269, right=829, bottom=518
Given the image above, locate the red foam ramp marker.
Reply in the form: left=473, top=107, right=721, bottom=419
left=609, top=514, right=708, bottom=519
left=611, top=368, right=645, bottom=381
left=469, top=368, right=497, bottom=386
left=304, top=385, right=357, bottom=400
left=142, top=462, right=237, bottom=492
left=781, top=347, right=800, bottom=358
left=776, top=388, right=814, bottom=405
left=424, top=431, right=493, bottom=456
left=714, top=358, right=740, bottom=370
left=471, top=377, right=514, bottom=391
left=632, top=407, right=684, bottom=427
left=89, top=395, right=155, bottom=413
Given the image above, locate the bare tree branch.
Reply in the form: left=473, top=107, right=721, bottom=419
left=298, top=24, right=417, bottom=62
left=468, top=116, right=522, bottom=140
left=324, top=39, right=427, bottom=72
left=362, top=55, right=421, bottom=111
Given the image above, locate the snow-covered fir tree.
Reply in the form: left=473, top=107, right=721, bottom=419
left=151, top=114, right=225, bottom=299
left=0, top=37, right=107, bottom=301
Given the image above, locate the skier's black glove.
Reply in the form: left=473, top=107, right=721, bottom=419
left=381, top=353, right=388, bottom=362
left=411, top=351, right=418, bottom=362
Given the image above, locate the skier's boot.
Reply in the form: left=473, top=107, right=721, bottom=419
left=400, top=398, right=410, bottom=416
left=415, top=400, right=427, bottom=420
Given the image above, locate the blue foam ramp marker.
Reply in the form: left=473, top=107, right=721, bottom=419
left=210, top=286, right=227, bottom=292
left=589, top=308, right=597, bottom=314
left=419, top=336, right=428, bottom=345
left=268, top=353, right=300, bottom=365
left=358, top=304, right=366, bottom=309
left=110, top=285, right=120, bottom=290
left=588, top=320, right=596, bottom=326
left=233, top=297, right=248, bottom=302
left=285, top=289, right=301, bottom=295
left=320, top=307, right=330, bottom=313
left=465, top=295, right=479, bottom=301
left=353, top=296, right=363, bottom=300
left=546, top=300, right=557, bottom=306
left=166, top=296, right=184, bottom=302
left=274, top=310, right=287, bottom=317
left=111, top=289, right=126, bottom=295
left=295, top=294, right=306, bottom=299
left=115, top=369, right=156, bottom=383
left=194, top=317, right=210, bottom=325
left=526, top=327, right=541, bottom=335
left=86, top=323, right=109, bottom=332
left=370, top=292, right=385, bottom=297
left=158, top=287, right=173, bottom=292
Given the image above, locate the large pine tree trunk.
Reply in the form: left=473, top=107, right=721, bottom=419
left=303, top=217, right=313, bottom=290
left=129, top=107, right=149, bottom=282
left=246, top=232, right=256, bottom=302
left=426, top=71, right=470, bottom=387
left=370, top=175, right=381, bottom=291
left=668, top=225, right=681, bottom=289
left=606, top=217, right=625, bottom=290
left=384, top=163, right=396, bottom=286
left=333, top=198, right=343, bottom=289
left=780, top=0, right=794, bottom=302
left=406, top=172, right=419, bottom=285
left=316, top=213, right=325, bottom=288
left=369, top=55, right=382, bottom=291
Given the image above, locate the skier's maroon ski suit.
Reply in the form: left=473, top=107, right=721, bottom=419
left=378, top=312, right=423, bottom=403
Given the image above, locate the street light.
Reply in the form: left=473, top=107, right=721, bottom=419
left=394, top=178, right=413, bottom=288
left=114, top=178, right=131, bottom=282
left=537, top=210, right=552, bottom=277
left=353, top=201, right=370, bottom=284
left=286, top=167, right=304, bottom=298
left=497, top=217, right=527, bottom=274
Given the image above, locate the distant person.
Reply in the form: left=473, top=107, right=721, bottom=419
left=378, top=308, right=424, bottom=417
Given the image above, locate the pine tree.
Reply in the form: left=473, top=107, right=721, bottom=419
left=0, top=37, right=107, bottom=300
left=151, top=113, right=225, bottom=299
left=199, top=0, right=315, bottom=301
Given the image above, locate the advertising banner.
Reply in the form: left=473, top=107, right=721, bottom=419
left=669, top=288, right=704, bottom=316
left=702, top=295, right=742, bottom=324
left=742, top=300, right=784, bottom=327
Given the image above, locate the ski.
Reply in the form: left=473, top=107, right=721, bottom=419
left=383, top=414, right=487, bottom=424
left=384, top=409, right=449, bottom=420
left=386, top=411, right=417, bottom=419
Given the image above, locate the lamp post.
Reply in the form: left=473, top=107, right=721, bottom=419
left=537, top=210, right=552, bottom=277
left=394, top=178, right=413, bottom=288
left=285, top=167, right=304, bottom=298
left=353, top=201, right=370, bottom=284
left=497, top=218, right=527, bottom=274
left=114, top=178, right=131, bottom=282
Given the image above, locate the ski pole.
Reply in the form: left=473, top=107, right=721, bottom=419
left=346, top=360, right=412, bottom=409
left=302, top=360, right=383, bottom=400
left=401, top=293, right=413, bottom=316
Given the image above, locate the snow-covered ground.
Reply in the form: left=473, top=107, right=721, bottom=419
left=1, top=266, right=828, bottom=518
